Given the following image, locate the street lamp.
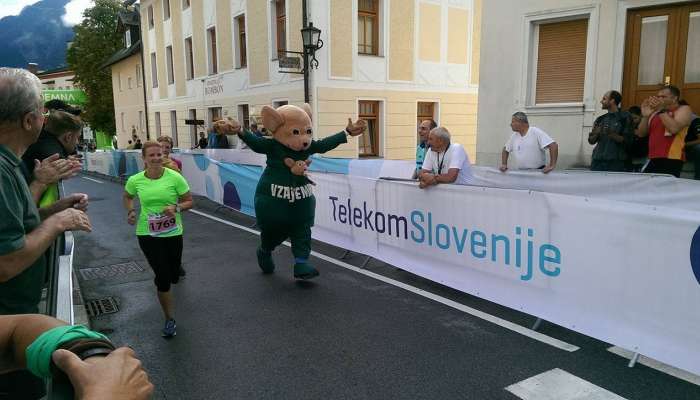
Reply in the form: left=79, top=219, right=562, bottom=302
left=276, top=2, right=324, bottom=103
left=300, top=22, right=323, bottom=103
left=301, top=22, right=323, bottom=68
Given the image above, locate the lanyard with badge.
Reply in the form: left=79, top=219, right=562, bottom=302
left=434, top=152, right=446, bottom=175
left=433, top=143, right=449, bottom=174
left=147, top=212, right=177, bottom=236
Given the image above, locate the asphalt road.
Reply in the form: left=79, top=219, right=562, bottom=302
left=65, top=173, right=700, bottom=400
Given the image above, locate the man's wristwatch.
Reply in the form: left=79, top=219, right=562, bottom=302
left=175, top=204, right=182, bottom=213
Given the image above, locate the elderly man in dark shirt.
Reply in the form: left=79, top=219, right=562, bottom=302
left=0, top=68, right=92, bottom=315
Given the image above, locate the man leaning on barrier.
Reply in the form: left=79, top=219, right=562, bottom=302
left=501, top=111, right=558, bottom=173
left=418, top=127, right=475, bottom=188
left=0, top=68, right=92, bottom=315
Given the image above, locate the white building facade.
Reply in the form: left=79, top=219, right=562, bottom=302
left=476, top=0, right=700, bottom=168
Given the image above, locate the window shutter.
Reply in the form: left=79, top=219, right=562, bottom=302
left=535, top=19, right=588, bottom=104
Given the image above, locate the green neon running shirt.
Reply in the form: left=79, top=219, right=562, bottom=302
left=125, top=168, right=190, bottom=237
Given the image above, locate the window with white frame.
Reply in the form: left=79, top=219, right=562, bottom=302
left=128, top=77, right=132, bottom=89
left=121, top=112, right=125, bottom=132
left=150, top=52, right=158, bottom=88
left=125, top=30, right=131, bottom=48
left=138, top=110, right=144, bottom=132
left=136, top=65, right=142, bottom=87
left=207, top=27, right=218, bottom=75
left=166, top=45, right=175, bottom=85
left=185, top=37, right=194, bottom=79
left=532, top=18, right=589, bottom=104
left=117, top=72, right=122, bottom=91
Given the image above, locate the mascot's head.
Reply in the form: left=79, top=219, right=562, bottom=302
left=261, top=104, right=313, bottom=152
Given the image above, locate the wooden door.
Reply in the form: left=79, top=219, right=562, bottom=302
left=623, top=2, right=700, bottom=112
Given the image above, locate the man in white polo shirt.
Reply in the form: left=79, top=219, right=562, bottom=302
left=500, top=112, right=558, bottom=173
left=418, top=127, right=474, bottom=188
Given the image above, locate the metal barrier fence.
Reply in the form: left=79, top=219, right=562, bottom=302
left=43, top=183, right=76, bottom=399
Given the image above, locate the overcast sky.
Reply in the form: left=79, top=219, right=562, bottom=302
left=0, top=0, right=95, bottom=25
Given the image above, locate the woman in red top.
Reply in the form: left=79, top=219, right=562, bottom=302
left=636, top=85, right=693, bottom=177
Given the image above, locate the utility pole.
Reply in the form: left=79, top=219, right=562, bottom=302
left=302, top=0, right=310, bottom=103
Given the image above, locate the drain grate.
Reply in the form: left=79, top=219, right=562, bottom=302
left=79, top=261, right=145, bottom=281
left=85, top=297, right=119, bottom=317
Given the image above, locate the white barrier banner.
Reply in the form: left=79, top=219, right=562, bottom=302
left=86, top=150, right=700, bottom=375
left=310, top=172, right=700, bottom=376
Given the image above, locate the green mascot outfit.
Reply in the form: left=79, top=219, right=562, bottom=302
left=229, top=104, right=366, bottom=279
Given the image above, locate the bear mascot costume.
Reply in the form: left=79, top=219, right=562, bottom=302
left=217, top=104, right=366, bottom=279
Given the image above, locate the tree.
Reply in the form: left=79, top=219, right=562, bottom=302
left=66, top=0, right=122, bottom=135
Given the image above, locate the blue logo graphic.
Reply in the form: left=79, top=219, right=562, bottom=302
left=690, top=227, right=700, bottom=285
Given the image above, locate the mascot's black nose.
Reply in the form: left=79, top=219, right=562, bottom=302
left=303, top=142, right=309, bottom=147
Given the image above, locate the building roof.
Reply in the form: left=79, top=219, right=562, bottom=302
left=36, top=66, right=72, bottom=78
left=118, top=8, right=140, bottom=27
left=100, top=39, right=141, bottom=70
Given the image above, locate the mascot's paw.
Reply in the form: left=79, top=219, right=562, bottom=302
left=293, top=263, right=319, bottom=280
left=257, top=247, right=276, bottom=274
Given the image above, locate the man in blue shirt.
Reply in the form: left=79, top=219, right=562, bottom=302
left=412, top=119, right=436, bottom=179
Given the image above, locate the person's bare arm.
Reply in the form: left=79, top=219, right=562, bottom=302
left=123, top=192, right=137, bottom=226
left=0, top=209, right=91, bottom=283
left=0, top=315, right=154, bottom=400
left=636, top=97, right=660, bottom=137
left=39, top=193, right=89, bottom=219
left=542, top=142, right=558, bottom=174
left=607, top=131, right=625, bottom=144
left=500, top=148, right=509, bottom=172
left=162, top=192, right=194, bottom=217
left=0, top=314, right=65, bottom=372
left=659, top=105, right=693, bottom=134
left=418, top=169, right=434, bottom=189
left=433, top=168, right=460, bottom=184
left=588, top=125, right=601, bottom=145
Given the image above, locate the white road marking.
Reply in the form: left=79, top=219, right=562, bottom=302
left=607, top=346, right=700, bottom=386
left=505, top=368, right=627, bottom=400
left=81, top=176, right=103, bottom=184
left=190, top=209, right=580, bottom=352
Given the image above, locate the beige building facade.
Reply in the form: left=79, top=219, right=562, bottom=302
left=136, top=0, right=481, bottom=158
left=105, top=8, right=148, bottom=148
left=111, top=53, right=147, bottom=147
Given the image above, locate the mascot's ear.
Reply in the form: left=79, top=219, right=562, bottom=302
left=261, top=105, right=284, bottom=133
left=301, top=103, right=313, bottom=121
